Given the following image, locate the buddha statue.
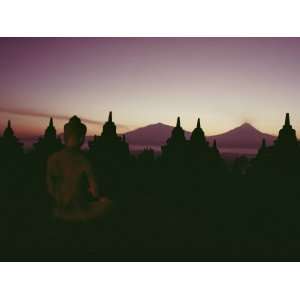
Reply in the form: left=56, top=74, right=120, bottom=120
left=47, top=116, right=111, bottom=222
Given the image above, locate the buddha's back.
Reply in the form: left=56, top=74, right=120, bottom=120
left=47, top=116, right=110, bottom=222
left=47, top=148, right=98, bottom=213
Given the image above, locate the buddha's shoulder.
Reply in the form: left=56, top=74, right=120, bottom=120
left=48, top=150, right=64, bottom=164
left=53, top=149, right=88, bottom=160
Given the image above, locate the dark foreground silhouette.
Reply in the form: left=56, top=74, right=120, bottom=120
left=1, top=112, right=300, bottom=261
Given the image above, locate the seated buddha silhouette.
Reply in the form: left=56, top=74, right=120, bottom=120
left=47, top=116, right=111, bottom=222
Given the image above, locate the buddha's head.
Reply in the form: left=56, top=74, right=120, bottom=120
left=64, top=116, right=87, bottom=149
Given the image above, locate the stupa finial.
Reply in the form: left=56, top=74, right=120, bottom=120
left=213, top=139, right=217, bottom=148
left=285, top=113, right=290, bottom=126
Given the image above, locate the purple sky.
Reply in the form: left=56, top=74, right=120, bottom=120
left=1, top=37, right=300, bottom=137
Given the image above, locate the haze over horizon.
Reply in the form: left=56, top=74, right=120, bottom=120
left=1, top=38, right=300, bottom=138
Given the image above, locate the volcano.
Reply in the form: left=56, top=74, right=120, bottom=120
left=124, top=122, right=276, bottom=152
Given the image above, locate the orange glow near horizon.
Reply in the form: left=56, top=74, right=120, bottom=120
left=0, top=110, right=297, bottom=139
left=1, top=38, right=300, bottom=138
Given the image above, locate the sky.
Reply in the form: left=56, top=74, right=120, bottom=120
left=1, top=37, right=300, bottom=138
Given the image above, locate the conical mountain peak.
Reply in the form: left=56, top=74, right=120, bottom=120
left=234, top=122, right=263, bottom=134
left=240, top=122, right=255, bottom=129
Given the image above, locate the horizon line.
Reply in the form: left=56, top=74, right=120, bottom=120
left=0, top=108, right=295, bottom=138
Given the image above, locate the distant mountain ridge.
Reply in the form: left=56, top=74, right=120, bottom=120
left=21, top=122, right=277, bottom=153
left=124, top=122, right=276, bottom=150
left=207, top=122, right=276, bottom=149
left=123, top=123, right=176, bottom=147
